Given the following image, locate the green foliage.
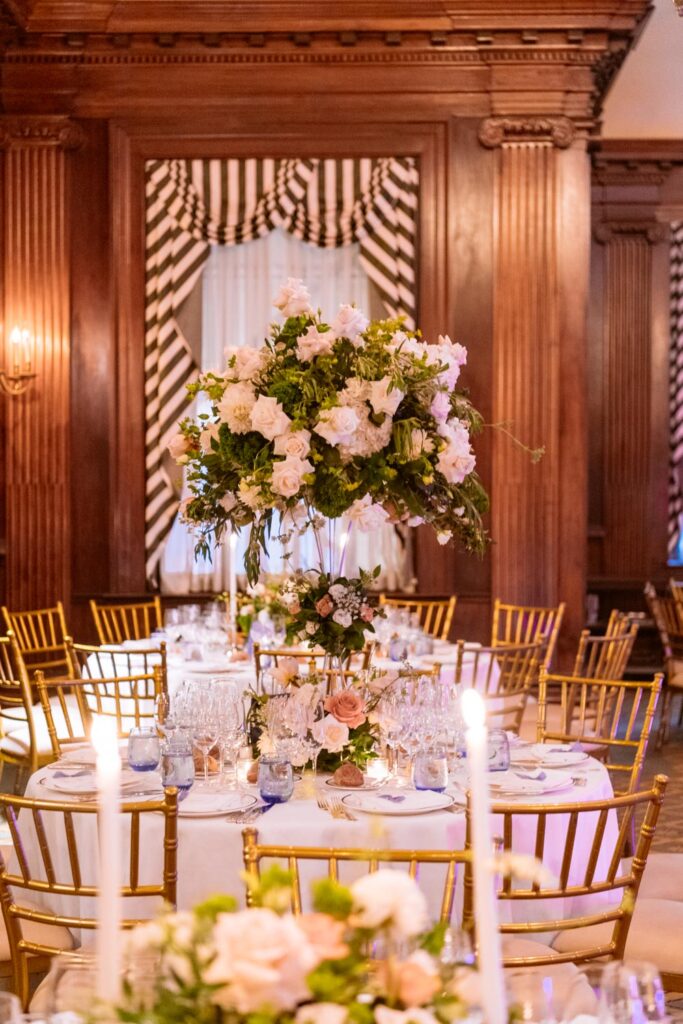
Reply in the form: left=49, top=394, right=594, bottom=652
left=194, top=894, right=237, bottom=922
left=243, top=865, right=295, bottom=913
left=311, top=878, right=354, bottom=920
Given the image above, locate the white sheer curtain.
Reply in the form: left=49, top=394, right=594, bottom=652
left=160, top=229, right=409, bottom=593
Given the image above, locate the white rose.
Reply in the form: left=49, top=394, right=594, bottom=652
left=437, top=447, right=476, bottom=484
left=332, top=609, right=352, bottom=628
left=314, top=405, right=360, bottom=447
left=274, top=429, right=312, bottom=460
left=375, top=1009, right=439, bottom=1024
left=436, top=531, right=452, bottom=545
left=238, top=480, right=262, bottom=510
left=330, top=304, right=369, bottom=346
left=430, top=390, right=451, bottom=423
left=250, top=395, right=292, bottom=440
left=328, top=583, right=347, bottom=602
left=346, top=494, right=390, bottom=532
left=200, top=422, right=221, bottom=453
left=271, top=456, right=313, bottom=498
left=225, top=346, right=266, bottom=381
left=313, top=714, right=350, bottom=753
left=218, top=382, right=257, bottom=434
left=350, top=870, right=429, bottom=938
left=369, top=376, right=404, bottom=417
left=305, top=621, right=317, bottom=635
left=167, top=431, right=190, bottom=461
left=296, top=325, right=335, bottom=362
left=296, top=1004, right=348, bottom=1024
left=273, top=278, right=313, bottom=318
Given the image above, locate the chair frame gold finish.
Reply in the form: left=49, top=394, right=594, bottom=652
left=0, top=788, right=178, bottom=1007
left=253, top=644, right=373, bottom=695
left=89, top=596, right=163, bottom=646
left=462, top=775, right=667, bottom=969
left=451, top=640, right=542, bottom=735
left=35, top=669, right=166, bottom=760
left=0, top=632, right=51, bottom=783
left=66, top=638, right=168, bottom=695
left=537, top=669, right=662, bottom=797
left=378, top=595, right=456, bottom=642
left=241, top=827, right=468, bottom=920
left=491, top=599, right=565, bottom=670
left=571, top=625, right=638, bottom=682
left=645, top=581, right=683, bottom=746
left=2, top=602, right=71, bottom=680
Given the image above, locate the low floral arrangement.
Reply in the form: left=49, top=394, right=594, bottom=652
left=120, top=867, right=480, bottom=1024
left=168, top=279, right=489, bottom=592
left=225, top=577, right=290, bottom=638
left=250, top=662, right=398, bottom=772
left=279, top=568, right=381, bottom=659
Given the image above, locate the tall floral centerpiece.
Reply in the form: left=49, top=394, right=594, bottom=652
left=169, top=278, right=489, bottom=668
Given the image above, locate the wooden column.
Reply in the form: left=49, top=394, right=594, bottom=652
left=480, top=116, right=590, bottom=649
left=0, top=116, right=82, bottom=612
left=593, top=219, right=670, bottom=580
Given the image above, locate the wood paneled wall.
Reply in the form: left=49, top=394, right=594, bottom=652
left=0, top=1, right=655, bottom=645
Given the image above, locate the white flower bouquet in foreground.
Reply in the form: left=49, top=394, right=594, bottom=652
left=118, top=868, right=482, bottom=1024
left=169, top=279, right=490, bottom=586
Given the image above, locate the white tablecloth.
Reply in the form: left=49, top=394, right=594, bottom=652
left=21, top=758, right=616, bottom=949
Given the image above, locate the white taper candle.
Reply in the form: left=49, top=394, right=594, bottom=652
left=461, top=688, right=507, bottom=1024
left=92, top=716, right=122, bottom=1005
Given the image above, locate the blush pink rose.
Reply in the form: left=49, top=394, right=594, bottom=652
left=297, top=913, right=349, bottom=961
left=315, top=594, right=334, bottom=617
left=324, top=689, right=367, bottom=729
left=360, top=604, right=374, bottom=623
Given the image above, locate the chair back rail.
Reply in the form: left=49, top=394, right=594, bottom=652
left=89, top=597, right=163, bottom=646
left=2, top=604, right=70, bottom=679
left=571, top=626, right=638, bottom=681
left=449, top=640, right=541, bottom=734
left=491, top=600, right=565, bottom=670
left=378, top=595, right=457, bottom=642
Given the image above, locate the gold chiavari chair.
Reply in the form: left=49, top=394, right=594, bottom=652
left=462, top=776, right=667, bottom=970
left=537, top=669, right=662, bottom=797
left=241, top=827, right=468, bottom=920
left=378, top=595, right=456, bottom=641
left=2, top=603, right=71, bottom=680
left=0, top=633, right=54, bottom=783
left=571, top=625, right=638, bottom=681
left=451, top=640, right=542, bottom=735
left=66, top=638, right=168, bottom=695
left=89, top=596, right=163, bottom=645
left=645, top=581, right=683, bottom=745
left=253, top=644, right=373, bottom=693
left=0, top=788, right=178, bottom=1007
left=35, top=669, right=165, bottom=760
left=491, top=599, right=565, bottom=669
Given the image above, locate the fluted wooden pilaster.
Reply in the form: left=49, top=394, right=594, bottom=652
left=594, top=220, right=669, bottom=578
left=481, top=116, right=589, bottom=647
left=0, top=117, right=81, bottom=612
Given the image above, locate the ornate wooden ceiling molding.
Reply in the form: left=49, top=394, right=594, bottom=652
left=593, top=220, right=669, bottom=245
left=478, top=115, right=575, bottom=148
left=0, top=114, right=84, bottom=147
left=591, top=140, right=683, bottom=186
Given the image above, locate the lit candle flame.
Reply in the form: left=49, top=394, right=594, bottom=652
left=461, top=687, right=486, bottom=729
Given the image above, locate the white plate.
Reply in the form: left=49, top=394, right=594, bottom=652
left=324, top=776, right=385, bottom=792
left=515, top=744, right=589, bottom=768
left=488, top=769, right=573, bottom=797
left=60, top=742, right=129, bottom=767
left=342, top=789, right=454, bottom=816
left=38, top=769, right=159, bottom=796
left=179, top=791, right=258, bottom=818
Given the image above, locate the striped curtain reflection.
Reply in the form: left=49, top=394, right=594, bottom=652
left=144, top=157, right=420, bottom=583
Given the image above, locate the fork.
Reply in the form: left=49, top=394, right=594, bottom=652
left=328, top=797, right=357, bottom=821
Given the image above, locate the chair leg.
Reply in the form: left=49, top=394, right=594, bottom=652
left=657, top=689, right=672, bottom=750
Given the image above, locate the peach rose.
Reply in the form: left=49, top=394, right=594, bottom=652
left=360, top=604, right=374, bottom=623
left=324, top=689, right=366, bottom=729
left=396, top=952, right=441, bottom=1007
left=315, top=594, right=334, bottom=617
left=297, top=913, right=349, bottom=962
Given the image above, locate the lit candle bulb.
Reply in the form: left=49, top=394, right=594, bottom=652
left=461, top=688, right=507, bottom=1024
left=20, top=329, right=31, bottom=372
left=9, top=327, right=21, bottom=375
left=228, top=528, right=238, bottom=632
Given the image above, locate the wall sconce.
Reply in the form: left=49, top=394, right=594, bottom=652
left=0, top=327, right=36, bottom=396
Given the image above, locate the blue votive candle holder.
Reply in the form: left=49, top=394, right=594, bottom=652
left=128, top=727, right=161, bottom=772
left=258, top=755, right=294, bottom=804
left=414, top=747, right=448, bottom=792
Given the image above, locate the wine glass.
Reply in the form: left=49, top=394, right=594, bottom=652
left=193, top=698, right=219, bottom=786
left=297, top=692, right=326, bottom=779
left=600, top=961, right=667, bottom=1024
left=214, top=688, right=245, bottom=789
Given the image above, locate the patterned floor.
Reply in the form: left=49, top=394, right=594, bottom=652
left=639, top=721, right=683, bottom=851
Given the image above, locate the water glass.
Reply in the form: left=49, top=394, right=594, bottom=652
left=128, top=726, right=161, bottom=771
left=258, top=755, right=294, bottom=804
left=388, top=636, right=409, bottom=661
left=488, top=728, right=511, bottom=772
left=160, top=736, right=195, bottom=801
left=413, top=746, right=448, bottom=792
left=505, top=967, right=557, bottom=1024
left=600, top=961, right=667, bottom=1024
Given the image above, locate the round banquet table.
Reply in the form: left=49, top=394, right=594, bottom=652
left=20, top=753, right=616, bottom=950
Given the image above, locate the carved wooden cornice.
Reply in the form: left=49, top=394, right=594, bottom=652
left=593, top=220, right=669, bottom=245
left=0, top=115, right=84, bottom=147
left=478, top=115, right=575, bottom=148
left=591, top=140, right=683, bottom=186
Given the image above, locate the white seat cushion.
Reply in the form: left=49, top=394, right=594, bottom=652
left=499, top=939, right=598, bottom=1017
left=0, top=900, right=74, bottom=962
left=519, top=699, right=564, bottom=742
left=552, top=898, right=683, bottom=975
left=0, top=696, right=85, bottom=759
left=623, top=853, right=683, bottom=902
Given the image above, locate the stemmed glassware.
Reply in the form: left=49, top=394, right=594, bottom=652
left=193, top=698, right=220, bottom=786
left=599, top=961, right=668, bottom=1024
left=214, top=687, right=246, bottom=789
